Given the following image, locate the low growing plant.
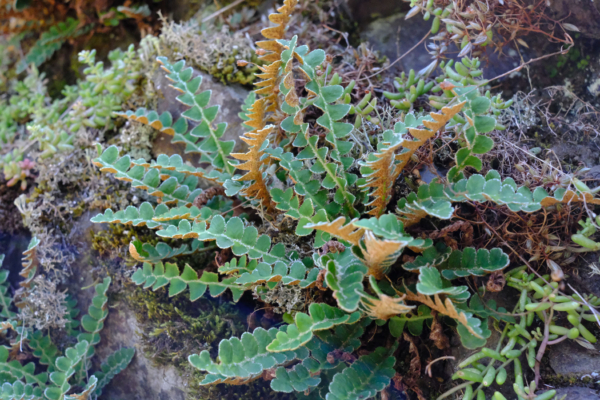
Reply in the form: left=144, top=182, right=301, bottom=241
left=89, top=0, right=600, bottom=398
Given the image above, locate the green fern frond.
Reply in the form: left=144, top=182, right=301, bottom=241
left=155, top=215, right=288, bottom=264
left=131, top=262, right=247, bottom=302
left=266, top=303, right=361, bottom=352
left=326, top=344, right=397, bottom=400
left=189, top=327, right=308, bottom=385
left=92, top=348, right=135, bottom=396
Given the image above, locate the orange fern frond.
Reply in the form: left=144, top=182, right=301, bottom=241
left=231, top=99, right=274, bottom=210
left=360, top=231, right=410, bottom=279
left=361, top=292, right=414, bottom=320
left=404, top=287, right=482, bottom=338
left=397, top=101, right=465, bottom=174
left=360, top=142, right=403, bottom=217
left=362, top=102, right=466, bottom=216
left=310, top=217, right=364, bottom=246
left=255, top=0, right=298, bottom=62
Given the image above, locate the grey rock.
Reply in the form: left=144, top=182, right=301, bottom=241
left=548, top=339, right=600, bottom=376
left=542, top=387, right=600, bottom=400
left=359, top=13, right=432, bottom=74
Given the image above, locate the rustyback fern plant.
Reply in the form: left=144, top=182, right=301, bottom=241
left=89, top=1, right=600, bottom=398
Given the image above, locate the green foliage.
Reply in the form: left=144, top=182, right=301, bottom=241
left=0, top=263, right=134, bottom=400
left=403, top=242, right=510, bottom=280
left=85, top=2, right=600, bottom=399
left=327, top=344, right=397, bottom=400
left=18, top=18, right=94, bottom=73
left=93, top=347, right=135, bottom=396
left=0, top=255, right=14, bottom=319
left=189, top=327, right=308, bottom=385
left=131, top=261, right=246, bottom=302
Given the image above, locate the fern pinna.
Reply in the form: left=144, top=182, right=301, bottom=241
left=91, top=0, right=600, bottom=398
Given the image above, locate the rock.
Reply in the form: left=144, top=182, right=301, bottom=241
left=542, top=387, right=600, bottom=399
left=546, top=0, right=600, bottom=39
left=359, top=12, right=432, bottom=74
left=548, top=339, right=600, bottom=376
left=96, top=303, right=186, bottom=400
left=151, top=66, right=250, bottom=163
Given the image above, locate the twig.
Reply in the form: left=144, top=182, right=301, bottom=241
left=356, top=30, right=431, bottom=82
left=425, top=356, right=455, bottom=377
left=201, top=0, right=245, bottom=23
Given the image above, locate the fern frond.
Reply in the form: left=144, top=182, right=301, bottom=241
left=230, top=98, right=274, bottom=209
left=157, top=57, right=235, bottom=177
left=308, top=217, right=363, bottom=246
left=235, top=260, right=318, bottom=288
left=320, top=249, right=368, bottom=312
left=131, top=262, right=247, bottom=302
left=267, top=303, right=361, bottom=352
left=93, top=145, right=202, bottom=206
left=64, top=375, right=97, bottom=400
left=91, top=203, right=171, bottom=229
left=0, top=380, right=44, bottom=399
left=539, top=188, right=600, bottom=207
left=44, top=340, right=89, bottom=400
left=360, top=114, right=425, bottom=216
left=0, top=345, right=48, bottom=386
left=256, top=0, right=298, bottom=62
left=361, top=103, right=465, bottom=217
left=128, top=240, right=207, bottom=264
left=327, top=344, right=397, bottom=400
left=404, top=287, right=483, bottom=339
left=0, top=255, right=15, bottom=319
left=403, top=242, right=510, bottom=280
left=189, top=327, right=307, bottom=385
left=92, top=348, right=135, bottom=396
left=155, top=215, right=288, bottom=264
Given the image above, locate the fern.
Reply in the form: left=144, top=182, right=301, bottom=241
left=92, top=145, right=203, bottom=206
left=235, top=260, right=318, bottom=288
left=0, top=380, right=44, bottom=400
left=128, top=239, right=208, bottom=263
left=266, top=303, right=361, bottom=352
left=19, top=18, right=94, bottom=72
left=131, top=261, right=246, bottom=302
left=0, top=346, right=48, bottom=386
left=92, top=347, right=135, bottom=396
left=360, top=103, right=465, bottom=216
left=403, top=242, right=510, bottom=280
left=155, top=215, right=288, bottom=264
left=189, top=327, right=308, bottom=385
left=327, top=344, right=397, bottom=400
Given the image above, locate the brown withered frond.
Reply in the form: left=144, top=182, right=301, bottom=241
left=231, top=99, right=275, bottom=210
left=360, top=231, right=410, bottom=279
left=254, top=59, right=282, bottom=113
left=362, top=102, right=466, bottom=216
left=360, top=142, right=402, bottom=217
left=310, top=217, right=364, bottom=246
left=404, top=286, right=482, bottom=339
left=539, top=190, right=600, bottom=207
left=397, top=102, right=466, bottom=176
left=255, top=0, right=298, bottom=62
left=361, top=292, right=414, bottom=320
